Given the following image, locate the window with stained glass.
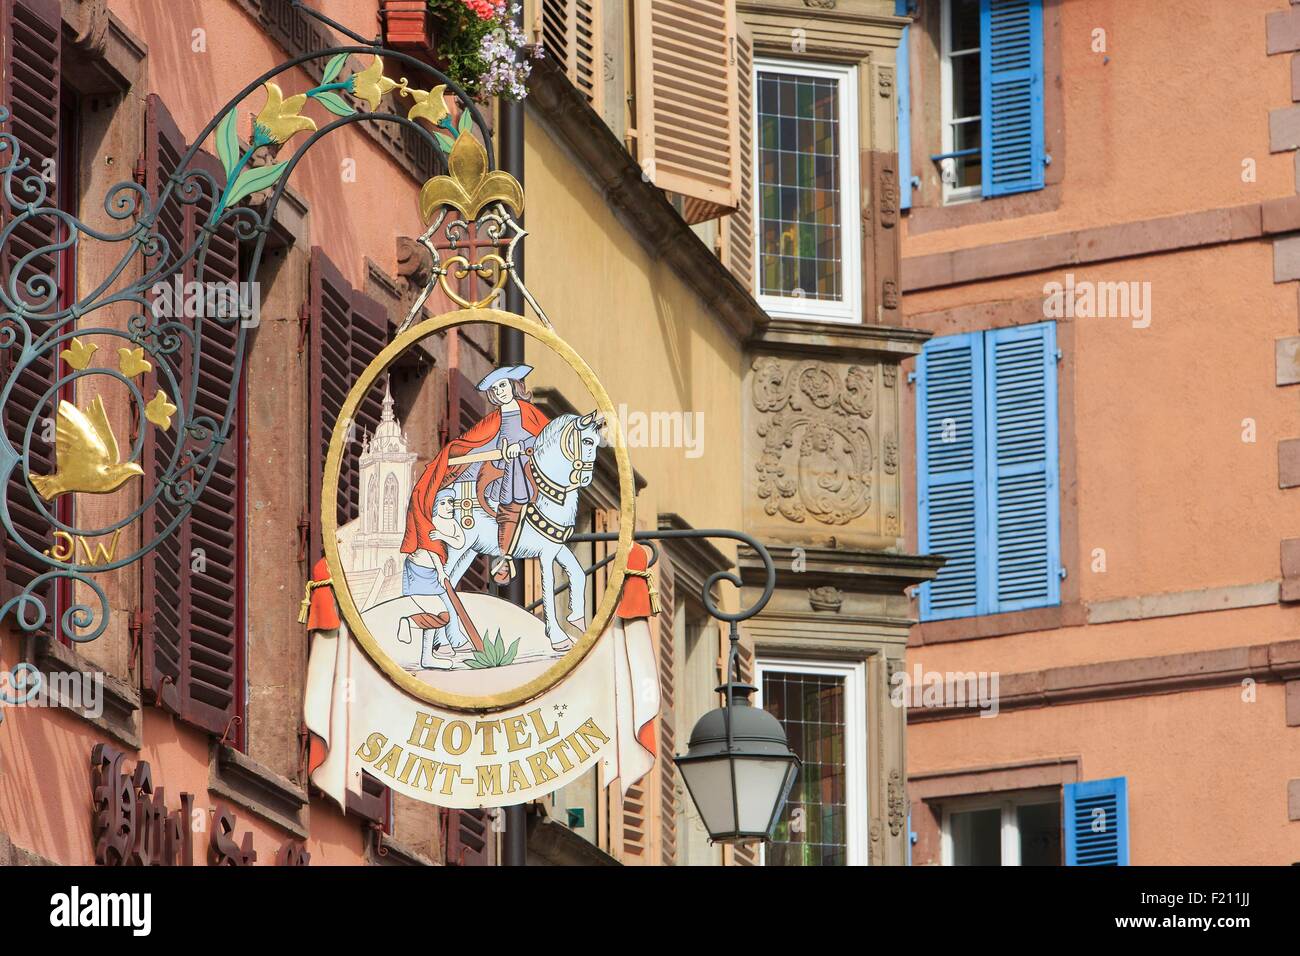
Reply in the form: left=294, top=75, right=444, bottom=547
left=757, top=659, right=866, bottom=865
left=752, top=60, right=860, bottom=323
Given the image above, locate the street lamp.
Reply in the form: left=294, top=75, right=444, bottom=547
left=567, top=528, right=798, bottom=845
left=675, top=668, right=800, bottom=843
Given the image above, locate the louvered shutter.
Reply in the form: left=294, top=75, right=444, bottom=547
left=540, top=0, right=603, bottom=107
left=980, top=0, right=1045, bottom=197
left=307, top=249, right=390, bottom=562
left=720, top=19, right=754, bottom=290
left=895, top=1, right=913, bottom=210
left=140, top=97, right=189, bottom=714
left=139, top=96, right=243, bottom=736
left=985, top=322, right=1059, bottom=611
left=444, top=807, right=494, bottom=865
left=1064, top=777, right=1129, bottom=866
left=634, top=0, right=740, bottom=223
left=917, top=332, right=986, bottom=620
left=731, top=640, right=757, bottom=866
left=655, top=553, right=677, bottom=866
left=183, top=145, right=243, bottom=734
left=0, top=0, right=61, bottom=626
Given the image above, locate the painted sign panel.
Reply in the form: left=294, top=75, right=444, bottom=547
left=303, top=310, right=658, bottom=809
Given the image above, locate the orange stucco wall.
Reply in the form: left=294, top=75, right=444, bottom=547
left=900, top=0, right=1300, bottom=864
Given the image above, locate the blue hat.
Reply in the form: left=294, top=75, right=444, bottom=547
left=477, top=365, right=533, bottom=391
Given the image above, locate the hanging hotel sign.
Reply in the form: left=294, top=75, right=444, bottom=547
left=301, top=132, right=659, bottom=809
left=303, top=311, right=660, bottom=810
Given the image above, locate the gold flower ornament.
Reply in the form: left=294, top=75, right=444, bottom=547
left=420, top=133, right=524, bottom=223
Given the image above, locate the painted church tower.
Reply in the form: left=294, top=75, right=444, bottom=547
left=353, top=380, right=417, bottom=573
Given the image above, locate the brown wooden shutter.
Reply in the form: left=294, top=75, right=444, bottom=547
left=719, top=19, right=754, bottom=290
left=633, top=0, right=740, bottom=223
left=139, top=95, right=244, bottom=737
left=0, top=0, right=62, bottom=625
left=184, top=145, right=244, bottom=735
left=730, top=638, right=757, bottom=866
left=655, top=553, right=677, bottom=866
left=443, top=807, right=494, bottom=865
left=540, top=0, right=603, bottom=106
left=306, top=248, right=392, bottom=820
left=306, top=248, right=391, bottom=563
left=140, top=96, right=189, bottom=716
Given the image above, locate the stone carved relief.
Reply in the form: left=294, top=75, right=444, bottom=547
left=888, top=769, right=906, bottom=838
left=803, top=0, right=837, bottom=7
left=808, top=586, right=843, bottom=612
left=752, top=358, right=874, bottom=526
left=882, top=279, right=899, bottom=310
left=883, top=434, right=898, bottom=475
left=879, top=170, right=898, bottom=227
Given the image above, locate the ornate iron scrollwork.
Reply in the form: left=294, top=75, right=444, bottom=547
left=0, top=35, right=500, bottom=646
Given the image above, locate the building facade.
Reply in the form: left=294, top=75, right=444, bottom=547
left=899, top=0, right=1300, bottom=865
left=0, top=0, right=929, bottom=867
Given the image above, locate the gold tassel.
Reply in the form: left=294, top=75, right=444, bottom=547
left=299, top=578, right=333, bottom=626
left=624, top=568, right=661, bottom=615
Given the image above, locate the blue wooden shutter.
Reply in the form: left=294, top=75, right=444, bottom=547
left=984, top=322, right=1060, bottom=613
left=1065, top=777, right=1130, bottom=865
left=980, top=0, right=1045, bottom=197
left=895, top=2, right=912, bottom=209
left=917, top=332, right=987, bottom=620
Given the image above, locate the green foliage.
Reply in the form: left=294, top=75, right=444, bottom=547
left=463, top=628, right=521, bottom=669
left=224, top=161, right=287, bottom=209
left=215, top=109, right=240, bottom=178
left=427, top=0, right=495, bottom=97
left=321, top=52, right=350, bottom=84
left=312, top=90, right=356, bottom=117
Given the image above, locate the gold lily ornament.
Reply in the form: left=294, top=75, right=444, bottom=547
left=145, top=390, right=177, bottom=430
left=60, top=337, right=98, bottom=370
left=350, top=56, right=399, bottom=112
left=253, top=82, right=317, bottom=146
left=420, top=133, right=524, bottom=223
left=405, top=85, right=449, bottom=127
left=30, top=397, right=143, bottom=500
left=117, top=347, right=152, bottom=378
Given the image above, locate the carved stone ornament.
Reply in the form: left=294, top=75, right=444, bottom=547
left=883, top=434, right=898, bottom=475
left=808, top=585, right=843, bottom=612
left=803, top=0, right=837, bottom=8
left=888, top=769, right=906, bottom=838
left=752, top=358, right=874, bottom=526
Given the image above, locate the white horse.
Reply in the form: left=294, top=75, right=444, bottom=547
left=442, top=411, right=602, bottom=649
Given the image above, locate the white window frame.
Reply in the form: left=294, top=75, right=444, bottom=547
left=939, top=0, right=982, bottom=204
left=939, top=790, right=1060, bottom=866
left=754, top=657, right=868, bottom=866
left=751, top=58, right=862, bottom=325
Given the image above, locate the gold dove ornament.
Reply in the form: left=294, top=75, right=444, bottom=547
left=30, top=396, right=143, bottom=500
left=420, top=133, right=524, bottom=224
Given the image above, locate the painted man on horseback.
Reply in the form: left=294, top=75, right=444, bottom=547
left=400, top=365, right=549, bottom=588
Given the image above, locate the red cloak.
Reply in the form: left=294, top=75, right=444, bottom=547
left=401, top=400, right=550, bottom=554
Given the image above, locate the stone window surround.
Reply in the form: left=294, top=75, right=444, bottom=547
left=908, top=756, right=1080, bottom=866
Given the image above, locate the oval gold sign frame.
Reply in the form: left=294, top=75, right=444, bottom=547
left=322, top=308, right=635, bottom=711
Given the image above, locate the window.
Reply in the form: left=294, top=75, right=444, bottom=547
left=939, top=0, right=982, bottom=201
left=932, top=0, right=1046, bottom=203
left=753, top=59, right=860, bottom=323
left=941, top=792, right=1062, bottom=865
left=756, top=658, right=867, bottom=865
left=915, top=321, right=1060, bottom=621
